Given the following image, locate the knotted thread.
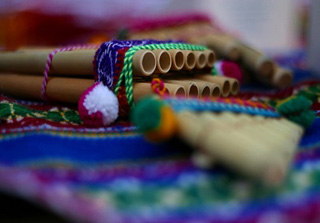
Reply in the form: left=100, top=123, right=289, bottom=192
left=41, top=44, right=98, bottom=100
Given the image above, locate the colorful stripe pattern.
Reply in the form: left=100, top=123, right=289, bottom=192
left=0, top=70, right=320, bottom=222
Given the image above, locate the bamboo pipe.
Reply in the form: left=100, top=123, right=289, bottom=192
left=182, top=51, right=196, bottom=70
left=169, top=77, right=221, bottom=98
left=132, top=50, right=157, bottom=76
left=223, top=77, right=240, bottom=95
left=195, top=74, right=231, bottom=97
left=194, top=51, right=206, bottom=69
left=272, top=67, right=293, bottom=88
left=164, top=83, right=186, bottom=97
left=153, top=50, right=172, bottom=74
left=0, top=49, right=96, bottom=75
left=168, top=50, right=184, bottom=70
left=237, top=43, right=275, bottom=78
left=0, top=49, right=157, bottom=77
left=164, top=80, right=200, bottom=98
left=0, top=73, right=186, bottom=104
left=198, top=34, right=241, bottom=61
left=0, top=74, right=93, bottom=103
left=133, top=82, right=185, bottom=102
left=204, top=50, right=215, bottom=68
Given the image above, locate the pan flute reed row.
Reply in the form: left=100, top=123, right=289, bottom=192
left=0, top=47, right=239, bottom=104
left=176, top=111, right=303, bottom=185
left=0, top=49, right=215, bottom=77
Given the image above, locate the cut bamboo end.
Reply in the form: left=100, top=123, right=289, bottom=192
left=195, top=75, right=231, bottom=97
left=154, top=50, right=172, bottom=74
left=211, top=84, right=221, bottom=97
left=183, top=51, right=196, bottom=70
left=223, top=77, right=239, bottom=95
left=204, top=50, right=215, bottom=67
left=201, top=85, right=211, bottom=98
left=257, top=58, right=275, bottom=77
left=132, top=50, right=156, bottom=76
left=194, top=51, right=206, bottom=69
left=188, top=83, right=200, bottom=98
left=164, top=83, right=186, bottom=97
left=272, top=67, right=293, bottom=88
left=164, top=80, right=199, bottom=98
left=169, top=50, right=184, bottom=70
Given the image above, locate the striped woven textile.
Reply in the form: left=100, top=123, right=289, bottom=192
left=0, top=66, right=319, bottom=222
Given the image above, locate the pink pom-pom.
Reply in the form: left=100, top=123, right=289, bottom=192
left=215, top=60, right=243, bottom=83
left=78, top=82, right=119, bottom=127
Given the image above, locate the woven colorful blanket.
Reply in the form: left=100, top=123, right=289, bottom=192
left=0, top=62, right=320, bottom=222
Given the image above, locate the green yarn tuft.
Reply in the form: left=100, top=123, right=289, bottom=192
left=115, top=43, right=209, bottom=109
left=131, top=96, right=165, bottom=133
left=287, top=110, right=316, bottom=128
left=211, top=66, right=218, bottom=76
left=277, top=96, right=316, bottom=128
left=277, top=96, right=312, bottom=115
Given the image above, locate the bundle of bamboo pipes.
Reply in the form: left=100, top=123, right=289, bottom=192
left=0, top=47, right=239, bottom=104
left=131, top=95, right=304, bottom=185
left=127, top=20, right=293, bottom=89
left=178, top=111, right=303, bottom=185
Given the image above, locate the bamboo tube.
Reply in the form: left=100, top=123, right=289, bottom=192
left=211, top=85, right=221, bottom=97
left=237, top=43, right=275, bottom=78
left=272, top=67, right=293, bottom=88
left=164, top=83, right=186, bottom=97
left=182, top=51, right=196, bottom=70
left=0, top=74, right=93, bottom=103
left=194, top=51, right=206, bottom=69
left=132, top=50, right=157, bottom=76
left=223, top=77, right=240, bottom=95
left=0, top=49, right=96, bottom=75
left=204, top=50, right=215, bottom=68
left=168, top=50, right=184, bottom=70
left=198, top=34, right=241, bottom=61
left=195, top=74, right=231, bottom=97
left=164, top=80, right=200, bottom=98
left=153, top=50, right=172, bottom=74
left=0, top=74, right=187, bottom=104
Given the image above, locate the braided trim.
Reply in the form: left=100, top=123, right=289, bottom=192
left=115, top=43, right=209, bottom=108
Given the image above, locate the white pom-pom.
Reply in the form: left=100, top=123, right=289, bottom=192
left=78, top=82, right=119, bottom=126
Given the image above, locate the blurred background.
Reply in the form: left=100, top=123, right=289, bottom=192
left=0, top=0, right=319, bottom=71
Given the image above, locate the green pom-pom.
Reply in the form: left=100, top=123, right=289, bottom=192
left=131, top=96, right=165, bottom=133
left=277, top=96, right=312, bottom=115
left=287, top=110, right=316, bottom=128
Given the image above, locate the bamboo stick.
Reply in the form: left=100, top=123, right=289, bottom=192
left=0, top=49, right=159, bottom=77
left=0, top=49, right=96, bottom=75
left=0, top=73, right=186, bottom=104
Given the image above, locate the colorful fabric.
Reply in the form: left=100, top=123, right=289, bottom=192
left=0, top=68, right=320, bottom=222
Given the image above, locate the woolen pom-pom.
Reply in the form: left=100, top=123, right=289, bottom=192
left=78, top=82, right=119, bottom=127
